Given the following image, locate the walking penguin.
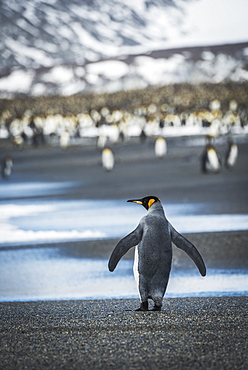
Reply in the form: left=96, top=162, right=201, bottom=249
left=108, top=196, right=206, bottom=311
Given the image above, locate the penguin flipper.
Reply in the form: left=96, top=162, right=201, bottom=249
left=108, top=225, right=143, bottom=272
left=169, top=224, right=206, bottom=276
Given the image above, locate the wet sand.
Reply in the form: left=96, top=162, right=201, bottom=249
left=1, top=135, right=248, bottom=214
left=18, top=229, right=245, bottom=270
left=0, top=135, right=248, bottom=368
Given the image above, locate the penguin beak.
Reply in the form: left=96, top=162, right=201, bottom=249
left=127, top=199, right=143, bottom=205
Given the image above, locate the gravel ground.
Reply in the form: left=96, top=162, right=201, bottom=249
left=0, top=297, right=247, bottom=369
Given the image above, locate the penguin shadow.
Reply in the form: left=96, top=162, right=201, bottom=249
left=201, top=135, right=238, bottom=174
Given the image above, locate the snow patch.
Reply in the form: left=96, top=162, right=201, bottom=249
left=42, top=66, right=74, bottom=84
left=5, top=38, right=53, bottom=67
left=86, top=60, right=129, bottom=80
left=0, top=70, right=34, bottom=94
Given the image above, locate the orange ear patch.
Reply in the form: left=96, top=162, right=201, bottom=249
left=148, top=198, right=156, bottom=208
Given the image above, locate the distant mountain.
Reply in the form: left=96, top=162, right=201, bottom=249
left=0, top=0, right=247, bottom=97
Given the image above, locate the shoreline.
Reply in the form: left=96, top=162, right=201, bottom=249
left=1, top=229, right=247, bottom=268
left=0, top=296, right=247, bottom=369
left=0, top=230, right=247, bottom=303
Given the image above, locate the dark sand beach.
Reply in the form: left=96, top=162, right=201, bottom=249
left=0, top=135, right=248, bottom=368
left=0, top=297, right=247, bottom=369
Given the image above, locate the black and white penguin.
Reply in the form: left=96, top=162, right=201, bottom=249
left=60, top=130, right=70, bottom=148
left=155, top=137, right=167, bottom=158
left=201, top=136, right=221, bottom=174
left=102, top=147, right=114, bottom=171
left=108, top=196, right=206, bottom=311
left=1, top=156, right=13, bottom=179
left=225, top=138, right=238, bottom=170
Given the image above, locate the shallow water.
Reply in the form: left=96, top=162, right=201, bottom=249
left=0, top=246, right=247, bottom=302
left=1, top=197, right=248, bottom=246
left=0, top=180, right=247, bottom=302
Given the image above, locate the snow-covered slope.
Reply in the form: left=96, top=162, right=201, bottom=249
left=0, top=0, right=248, bottom=97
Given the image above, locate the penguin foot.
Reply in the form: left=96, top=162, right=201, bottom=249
left=152, top=305, right=162, bottom=312
left=135, top=301, right=148, bottom=311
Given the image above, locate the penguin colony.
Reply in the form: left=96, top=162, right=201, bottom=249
left=108, top=196, right=206, bottom=311
left=0, top=100, right=243, bottom=148
left=0, top=97, right=243, bottom=174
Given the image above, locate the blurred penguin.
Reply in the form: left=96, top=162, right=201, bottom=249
left=60, top=130, right=70, bottom=148
left=155, top=137, right=167, bottom=159
left=2, top=156, right=13, bottom=179
left=225, top=138, right=238, bottom=170
left=201, top=135, right=221, bottom=174
left=97, top=135, right=107, bottom=149
left=102, top=148, right=114, bottom=171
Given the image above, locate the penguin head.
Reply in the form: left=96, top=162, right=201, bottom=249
left=127, top=196, right=160, bottom=210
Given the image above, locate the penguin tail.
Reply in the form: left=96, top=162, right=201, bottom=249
left=169, top=223, right=206, bottom=276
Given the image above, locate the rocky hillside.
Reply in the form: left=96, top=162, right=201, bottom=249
left=0, top=0, right=247, bottom=97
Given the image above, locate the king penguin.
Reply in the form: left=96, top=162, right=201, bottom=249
left=155, top=137, right=167, bottom=158
left=201, top=136, right=221, bottom=174
left=108, top=196, right=206, bottom=311
left=225, top=138, right=238, bottom=170
left=102, top=147, right=114, bottom=171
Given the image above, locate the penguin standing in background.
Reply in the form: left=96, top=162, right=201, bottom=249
left=60, top=130, right=70, bottom=148
left=97, top=135, right=107, bottom=149
left=225, top=138, right=238, bottom=170
left=108, top=196, right=206, bottom=311
left=201, top=144, right=221, bottom=173
left=155, top=137, right=167, bottom=159
left=1, top=156, right=13, bottom=179
left=102, top=147, right=114, bottom=171
left=201, top=136, right=221, bottom=174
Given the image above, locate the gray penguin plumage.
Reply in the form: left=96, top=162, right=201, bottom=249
left=108, top=196, right=206, bottom=311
